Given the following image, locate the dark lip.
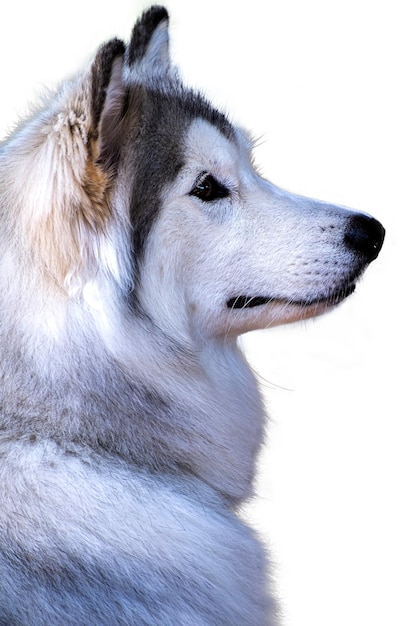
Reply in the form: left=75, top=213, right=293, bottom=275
left=226, top=283, right=356, bottom=310
left=226, top=296, right=275, bottom=309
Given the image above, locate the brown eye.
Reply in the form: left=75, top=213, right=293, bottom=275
left=190, top=173, right=229, bottom=202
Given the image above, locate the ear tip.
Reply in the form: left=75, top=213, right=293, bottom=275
left=97, top=38, right=126, bottom=65
left=141, top=5, right=170, bottom=28
left=132, top=5, right=170, bottom=39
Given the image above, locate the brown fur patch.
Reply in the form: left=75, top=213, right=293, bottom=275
left=23, top=41, right=126, bottom=291
left=26, top=123, right=112, bottom=291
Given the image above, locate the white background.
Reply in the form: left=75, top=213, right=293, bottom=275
left=1, top=1, right=415, bottom=624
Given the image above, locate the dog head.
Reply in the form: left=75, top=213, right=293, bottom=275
left=3, top=6, right=384, bottom=342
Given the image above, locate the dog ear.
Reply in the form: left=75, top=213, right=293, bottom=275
left=92, top=42, right=127, bottom=175
left=90, top=38, right=126, bottom=137
left=126, top=6, right=171, bottom=81
left=96, top=7, right=173, bottom=174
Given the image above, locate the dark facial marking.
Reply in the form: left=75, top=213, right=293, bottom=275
left=126, top=86, right=236, bottom=263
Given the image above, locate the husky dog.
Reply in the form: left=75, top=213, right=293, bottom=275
left=0, top=6, right=384, bottom=625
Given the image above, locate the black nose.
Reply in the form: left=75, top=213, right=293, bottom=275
left=344, top=214, right=385, bottom=262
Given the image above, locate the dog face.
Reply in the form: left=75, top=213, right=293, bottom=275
left=138, top=116, right=384, bottom=338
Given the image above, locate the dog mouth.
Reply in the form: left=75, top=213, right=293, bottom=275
left=226, top=282, right=357, bottom=310
left=227, top=296, right=276, bottom=309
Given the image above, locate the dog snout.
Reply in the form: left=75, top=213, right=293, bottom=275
left=344, top=214, right=385, bottom=262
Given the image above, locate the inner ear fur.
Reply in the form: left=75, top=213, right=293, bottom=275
left=96, top=54, right=129, bottom=175
left=87, top=39, right=127, bottom=174
left=90, top=38, right=126, bottom=134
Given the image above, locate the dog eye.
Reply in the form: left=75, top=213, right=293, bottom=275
left=190, top=173, right=229, bottom=202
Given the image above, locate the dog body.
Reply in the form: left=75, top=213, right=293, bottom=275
left=0, top=7, right=384, bottom=624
